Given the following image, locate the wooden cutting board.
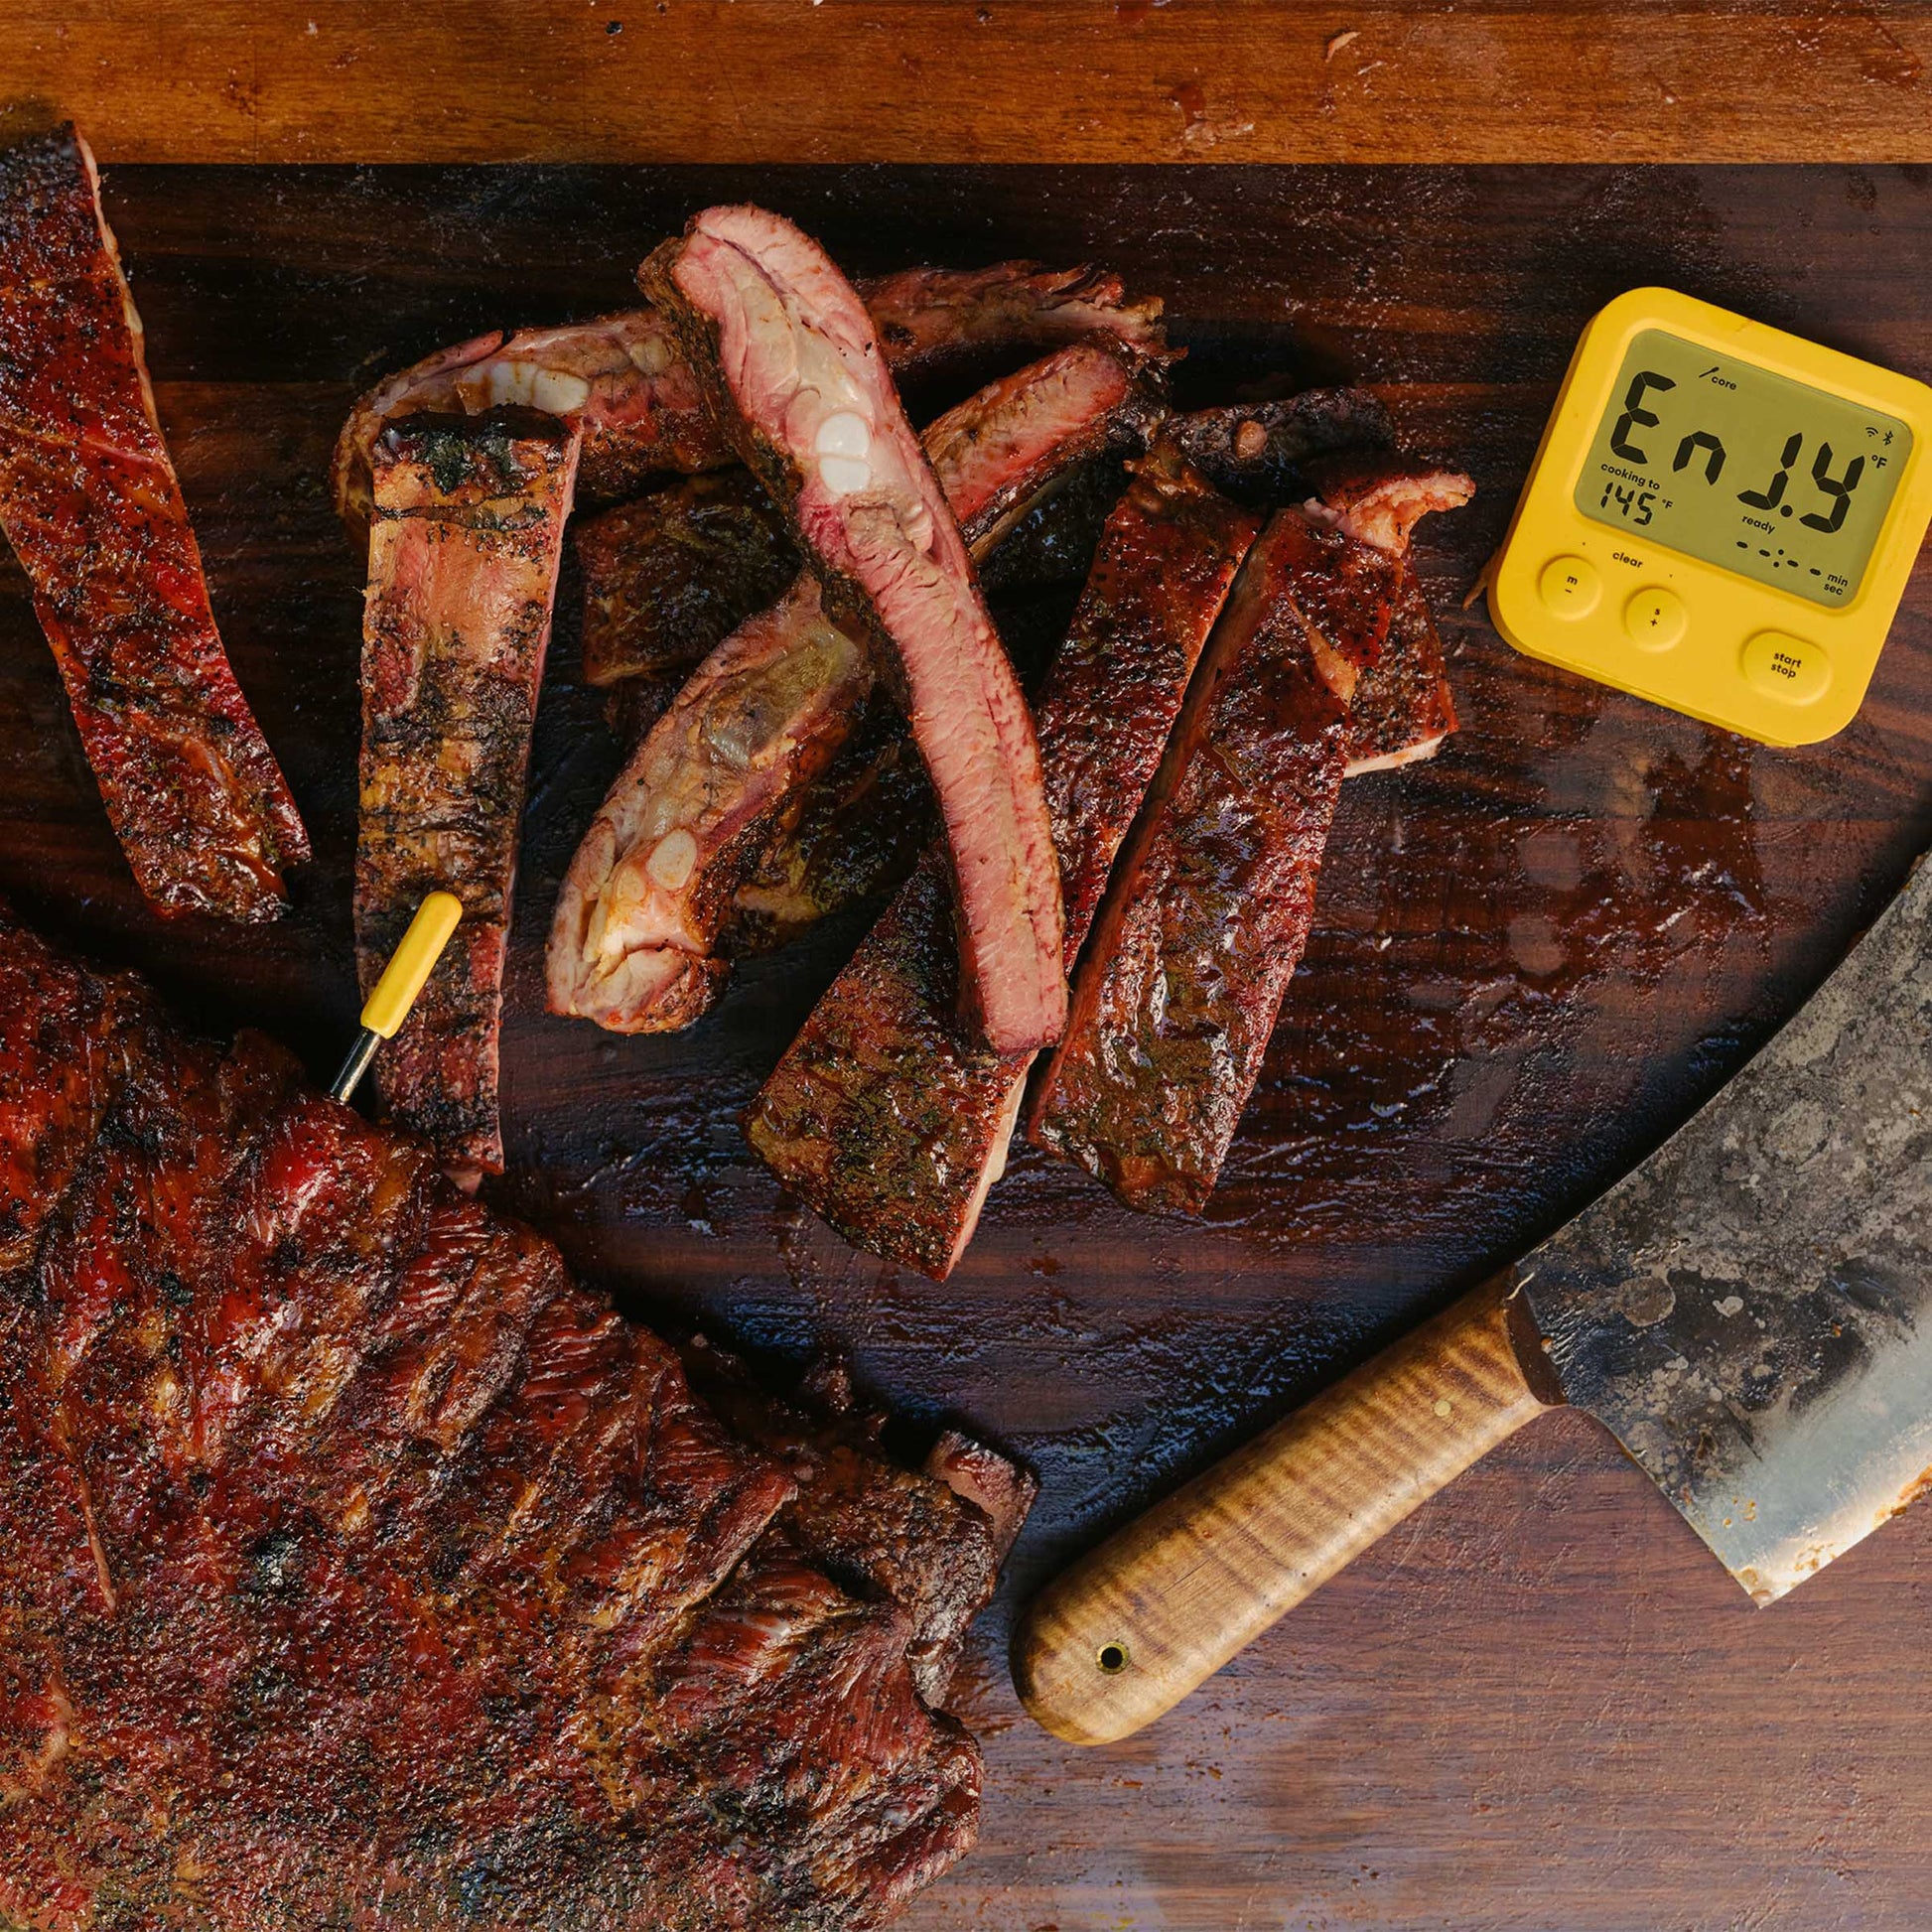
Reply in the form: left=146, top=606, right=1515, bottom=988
left=3, top=20, right=1932, bottom=1922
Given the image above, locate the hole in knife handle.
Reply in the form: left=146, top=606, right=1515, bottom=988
left=1096, top=1642, right=1129, bottom=1675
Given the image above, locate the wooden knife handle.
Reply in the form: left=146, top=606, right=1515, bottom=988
left=1013, top=1275, right=1552, bottom=1745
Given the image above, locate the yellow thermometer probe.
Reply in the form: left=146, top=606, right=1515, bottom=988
left=330, top=892, right=463, bottom=1103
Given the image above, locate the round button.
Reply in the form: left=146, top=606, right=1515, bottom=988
left=1538, top=555, right=1599, bottom=620
left=1740, top=631, right=1831, bottom=706
left=1624, top=586, right=1687, bottom=651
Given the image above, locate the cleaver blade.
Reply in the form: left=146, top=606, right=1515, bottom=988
left=1520, top=853, right=1932, bottom=1605
left=1018, top=854, right=1932, bottom=1746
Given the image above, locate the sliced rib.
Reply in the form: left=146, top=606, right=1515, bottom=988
left=643, top=207, right=1067, bottom=1054
left=550, top=327, right=1159, bottom=1037
left=334, top=259, right=1167, bottom=537
left=331, top=309, right=721, bottom=539
left=355, top=407, right=579, bottom=1182
left=1027, top=507, right=1399, bottom=1213
left=0, top=124, right=309, bottom=920
left=746, top=445, right=1258, bottom=1277
left=1307, top=450, right=1475, bottom=773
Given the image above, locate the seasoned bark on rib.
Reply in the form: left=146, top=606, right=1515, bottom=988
left=1165, top=388, right=1394, bottom=504
left=641, top=206, right=1065, bottom=1055
left=578, top=469, right=797, bottom=688
left=356, top=408, right=579, bottom=1180
left=550, top=338, right=1160, bottom=1035
left=0, top=912, right=1005, bottom=1932
left=550, top=575, right=872, bottom=1034
left=331, top=309, right=724, bottom=538
left=1028, top=508, right=1364, bottom=1214
left=746, top=448, right=1257, bottom=1276
left=1342, top=575, right=1458, bottom=773
left=0, top=125, right=309, bottom=921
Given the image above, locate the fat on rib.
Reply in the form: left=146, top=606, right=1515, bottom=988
left=746, top=443, right=1259, bottom=1277
left=356, top=408, right=579, bottom=1181
left=639, top=207, right=1068, bottom=1053
left=0, top=908, right=1027, bottom=1931
left=0, top=124, right=309, bottom=920
left=548, top=338, right=1162, bottom=1035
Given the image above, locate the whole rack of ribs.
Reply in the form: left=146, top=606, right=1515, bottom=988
left=0, top=124, right=309, bottom=921
left=0, top=908, right=1028, bottom=1932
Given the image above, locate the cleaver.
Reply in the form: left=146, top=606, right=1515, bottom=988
left=1016, top=854, right=1932, bottom=1745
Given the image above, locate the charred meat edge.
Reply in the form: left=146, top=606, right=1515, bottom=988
left=355, top=407, right=579, bottom=1183
left=332, top=258, right=1168, bottom=537
left=639, top=205, right=1066, bottom=1056
left=679, top=1335, right=1036, bottom=1709
left=0, top=123, right=309, bottom=920
left=745, top=443, right=1259, bottom=1278
left=0, top=911, right=1011, bottom=1931
left=547, top=338, right=1162, bottom=1035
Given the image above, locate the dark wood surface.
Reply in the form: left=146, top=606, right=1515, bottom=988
left=3, top=162, right=1931, bottom=1929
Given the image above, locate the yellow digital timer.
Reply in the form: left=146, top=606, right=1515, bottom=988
left=1489, top=288, right=1932, bottom=746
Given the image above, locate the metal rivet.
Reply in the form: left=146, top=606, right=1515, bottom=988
left=1434, top=1398, right=1453, bottom=1419
left=1097, top=1642, right=1129, bottom=1675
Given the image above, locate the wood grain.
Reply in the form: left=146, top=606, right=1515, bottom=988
left=1, top=2, right=1929, bottom=167
left=1015, top=1275, right=1551, bottom=1743
left=1, top=161, right=1930, bottom=1927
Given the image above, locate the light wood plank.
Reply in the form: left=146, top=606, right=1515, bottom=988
left=0, top=2, right=1927, bottom=166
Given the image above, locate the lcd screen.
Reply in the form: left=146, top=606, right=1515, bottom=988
left=1574, top=329, right=1911, bottom=609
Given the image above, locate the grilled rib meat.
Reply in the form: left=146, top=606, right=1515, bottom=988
left=549, top=339, right=1161, bottom=1035
left=580, top=340, right=1163, bottom=741
left=1309, top=450, right=1475, bottom=772
left=551, top=575, right=871, bottom=1033
left=680, top=1337, right=1036, bottom=1708
left=356, top=408, right=579, bottom=1181
left=860, top=260, right=1166, bottom=381
left=331, top=309, right=722, bottom=538
left=0, top=124, right=309, bottom=921
left=1165, top=388, right=1394, bottom=503
left=0, top=910, right=1023, bottom=1931
left=746, top=446, right=1258, bottom=1277
left=1028, top=508, right=1385, bottom=1212
left=335, top=260, right=1166, bottom=539
left=578, top=470, right=798, bottom=690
